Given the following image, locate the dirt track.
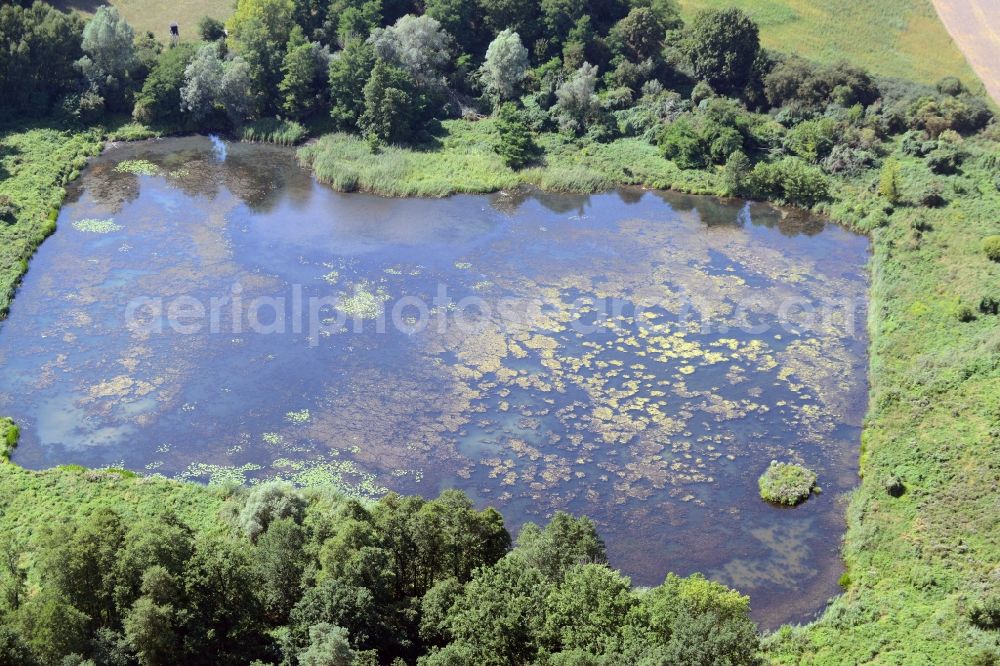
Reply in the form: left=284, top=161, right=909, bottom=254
left=931, top=0, right=1000, bottom=104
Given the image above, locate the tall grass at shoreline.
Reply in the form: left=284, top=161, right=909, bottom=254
left=240, top=117, right=309, bottom=146
left=299, top=126, right=521, bottom=196
left=298, top=120, right=726, bottom=197
left=0, top=125, right=104, bottom=318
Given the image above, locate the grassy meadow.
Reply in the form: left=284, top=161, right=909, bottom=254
left=676, top=0, right=976, bottom=87
left=50, top=0, right=234, bottom=43
left=0, top=464, right=231, bottom=573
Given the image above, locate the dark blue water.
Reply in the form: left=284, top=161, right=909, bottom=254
left=0, top=136, right=869, bottom=628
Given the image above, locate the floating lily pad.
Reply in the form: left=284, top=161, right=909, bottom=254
left=338, top=282, right=389, bottom=319
left=114, top=159, right=159, bottom=175
left=72, top=218, right=121, bottom=233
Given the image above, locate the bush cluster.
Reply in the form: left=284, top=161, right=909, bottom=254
left=0, top=417, right=18, bottom=461
left=983, top=236, right=1000, bottom=262
left=758, top=462, right=818, bottom=506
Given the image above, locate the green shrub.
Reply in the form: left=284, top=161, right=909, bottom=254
left=723, top=151, right=751, bottom=196
left=199, top=16, right=226, bottom=41
left=968, top=594, right=1000, bottom=630
left=691, top=80, right=714, bottom=105
left=878, top=158, right=902, bottom=204
left=0, top=418, right=19, bottom=461
left=979, top=296, right=1000, bottom=315
left=758, top=462, right=818, bottom=505
left=747, top=157, right=829, bottom=207
left=900, top=130, right=935, bottom=157
left=920, top=182, right=948, bottom=208
left=0, top=196, right=18, bottom=224
left=955, top=303, right=976, bottom=322
left=659, top=107, right=751, bottom=170
left=784, top=117, right=838, bottom=162
left=926, top=142, right=964, bottom=174
left=936, top=76, right=965, bottom=96
left=983, top=236, right=1000, bottom=262
left=660, top=116, right=707, bottom=169
left=494, top=103, right=541, bottom=169
left=883, top=474, right=905, bottom=497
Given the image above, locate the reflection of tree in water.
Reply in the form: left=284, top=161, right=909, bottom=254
left=80, top=165, right=139, bottom=213
left=488, top=187, right=534, bottom=215
left=159, top=151, right=221, bottom=200
left=221, top=145, right=314, bottom=212
left=653, top=191, right=742, bottom=228
left=751, top=205, right=826, bottom=237
left=616, top=187, right=645, bottom=205
left=80, top=137, right=317, bottom=214
left=531, top=190, right=592, bottom=215
left=653, top=191, right=826, bottom=236
left=175, top=163, right=222, bottom=199
left=489, top=187, right=594, bottom=216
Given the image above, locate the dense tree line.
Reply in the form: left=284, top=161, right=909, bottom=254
left=0, top=485, right=761, bottom=664
left=2, top=0, right=993, bottom=208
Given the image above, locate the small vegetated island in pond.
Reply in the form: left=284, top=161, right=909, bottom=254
left=0, top=0, right=999, bottom=663
left=758, top=461, right=818, bottom=506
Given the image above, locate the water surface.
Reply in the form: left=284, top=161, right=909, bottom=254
left=0, top=137, right=869, bottom=628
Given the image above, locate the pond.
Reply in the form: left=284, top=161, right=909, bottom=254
left=0, top=136, right=869, bottom=628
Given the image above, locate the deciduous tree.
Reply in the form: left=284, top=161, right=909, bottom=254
left=328, top=38, right=376, bottom=128
left=76, top=6, right=139, bottom=110
left=279, top=26, right=329, bottom=118
left=554, top=62, right=601, bottom=135
left=480, top=29, right=530, bottom=106
left=683, top=8, right=760, bottom=94
left=226, top=0, right=296, bottom=112
left=358, top=59, right=422, bottom=144
left=494, top=102, right=541, bottom=168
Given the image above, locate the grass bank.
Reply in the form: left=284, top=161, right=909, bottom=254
left=0, top=124, right=105, bottom=318
left=298, top=119, right=723, bottom=197
left=0, top=464, right=229, bottom=566
left=764, top=130, right=1000, bottom=663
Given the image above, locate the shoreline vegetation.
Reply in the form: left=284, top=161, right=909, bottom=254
left=2, top=0, right=1000, bottom=662
left=4, top=103, right=999, bottom=663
